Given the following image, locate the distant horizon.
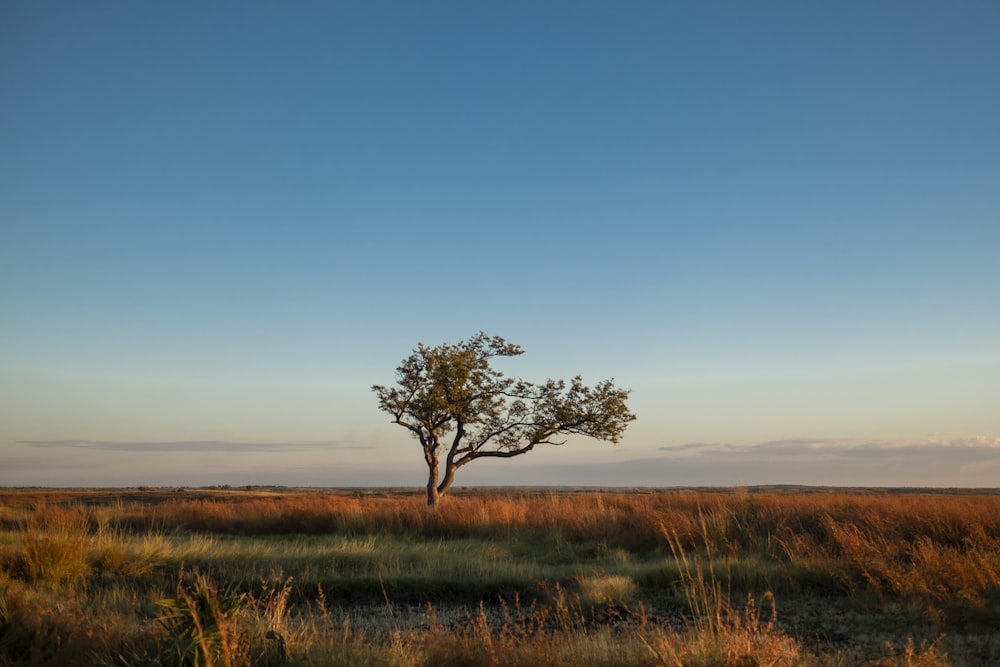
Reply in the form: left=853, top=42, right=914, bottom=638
left=5, top=433, right=998, bottom=488
left=5, top=484, right=999, bottom=492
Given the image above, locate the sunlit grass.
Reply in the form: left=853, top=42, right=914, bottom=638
left=0, top=487, right=996, bottom=665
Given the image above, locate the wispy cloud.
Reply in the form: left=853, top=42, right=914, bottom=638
left=459, top=435, right=1000, bottom=487
left=8, top=437, right=999, bottom=488
left=658, top=436, right=1000, bottom=462
left=19, top=440, right=373, bottom=452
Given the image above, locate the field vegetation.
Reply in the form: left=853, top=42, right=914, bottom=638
left=1, top=487, right=998, bottom=666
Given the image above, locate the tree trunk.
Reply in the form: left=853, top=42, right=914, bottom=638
left=426, top=459, right=440, bottom=507
left=436, top=461, right=459, bottom=502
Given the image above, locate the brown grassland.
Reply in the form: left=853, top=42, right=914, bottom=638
left=0, top=487, right=998, bottom=666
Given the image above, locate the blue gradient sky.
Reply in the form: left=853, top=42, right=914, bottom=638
left=2, top=1, right=999, bottom=487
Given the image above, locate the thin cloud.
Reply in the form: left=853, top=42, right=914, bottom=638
left=19, top=440, right=372, bottom=452
left=757, top=438, right=846, bottom=450
left=461, top=435, right=1000, bottom=487
left=659, top=436, right=1000, bottom=461
left=9, top=437, right=999, bottom=488
left=659, top=441, right=728, bottom=451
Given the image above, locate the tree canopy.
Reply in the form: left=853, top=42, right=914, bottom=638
left=372, top=332, right=636, bottom=506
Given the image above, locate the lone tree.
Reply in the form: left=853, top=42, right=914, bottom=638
left=372, top=332, right=636, bottom=506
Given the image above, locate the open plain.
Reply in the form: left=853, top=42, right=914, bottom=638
left=1, top=487, right=998, bottom=666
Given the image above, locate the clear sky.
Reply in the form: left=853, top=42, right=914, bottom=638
left=2, top=1, right=999, bottom=488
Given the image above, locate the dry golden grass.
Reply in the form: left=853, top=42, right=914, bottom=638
left=0, top=487, right=996, bottom=665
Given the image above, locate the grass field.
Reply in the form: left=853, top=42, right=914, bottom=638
left=1, top=487, right=998, bottom=666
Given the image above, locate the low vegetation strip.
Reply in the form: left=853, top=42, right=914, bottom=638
left=0, top=487, right=997, bottom=665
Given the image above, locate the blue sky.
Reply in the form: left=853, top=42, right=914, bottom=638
left=2, top=1, right=999, bottom=487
